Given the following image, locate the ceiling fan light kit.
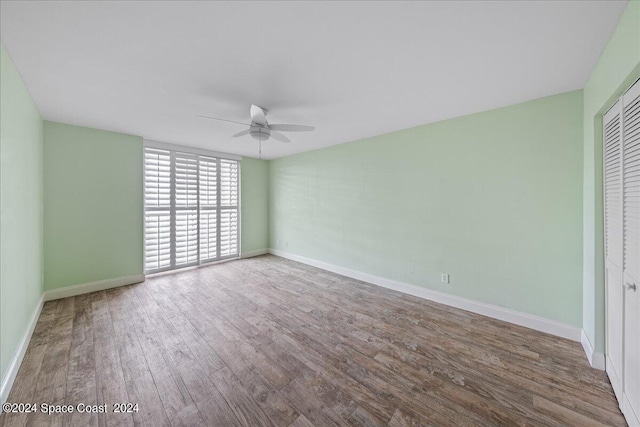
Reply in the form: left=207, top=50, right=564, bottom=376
left=249, top=125, right=271, bottom=141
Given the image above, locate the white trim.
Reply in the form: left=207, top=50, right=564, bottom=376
left=43, top=274, right=145, bottom=301
left=269, top=249, right=582, bottom=342
left=607, top=354, right=625, bottom=405
left=623, top=393, right=640, bottom=427
left=0, top=295, right=44, bottom=405
left=241, top=248, right=269, bottom=259
left=582, top=329, right=606, bottom=370
left=146, top=257, right=239, bottom=278
left=144, top=139, right=242, bottom=161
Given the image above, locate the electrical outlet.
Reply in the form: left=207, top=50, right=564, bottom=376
left=441, top=273, right=450, bottom=284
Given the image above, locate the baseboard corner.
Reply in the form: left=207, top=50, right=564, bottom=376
left=43, top=273, right=145, bottom=301
left=241, top=248, right=269, bottom=259
left=581, top=329, right=605, bottom=371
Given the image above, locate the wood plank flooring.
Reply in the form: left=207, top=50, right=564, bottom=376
left=0, top=255, right=626, bottom=426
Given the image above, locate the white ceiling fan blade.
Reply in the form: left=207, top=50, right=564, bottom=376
left=268, top=124, right=315, bottom=132
left=232, top=129, right=251, bottom=138
left=196, top=115, right=250, bottom=126
left=250, top=104, right=268, bottom=126
left=269, top=130, right=291, bottom=143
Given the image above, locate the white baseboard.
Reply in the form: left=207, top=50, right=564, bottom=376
left=241, top=248, right=269, bottom=259
left=0, top=295, right=44, bottom=405
left=581, top=330, right=605, bottom=370
left=269, top=249, right=582, bottom=342
left=43, top=274, right=145, bottom=301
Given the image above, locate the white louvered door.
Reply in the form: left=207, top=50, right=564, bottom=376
left=605, top=79, right=640, bottom=427
left=605, top=100, right=624, bottom=402
left=144, top=145, right=240, bottom=274
left=622, top=79, right=640, bottom=426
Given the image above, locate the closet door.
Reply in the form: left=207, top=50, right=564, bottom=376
left=604, top=99, right=624, bottom=402
left=622, top=79, right=640, bottom=425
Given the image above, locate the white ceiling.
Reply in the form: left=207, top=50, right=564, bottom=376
left=0, top=1, right=628, bottom=159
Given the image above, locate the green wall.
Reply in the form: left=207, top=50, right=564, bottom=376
left=241, top=157, right=269, bottom=255
left=582, top=1, right=640, bottom=352
left=0, top=46, right=44, bottom=382
left=43, top=122, right=143, bottom=290
left=270, top=90, right=584, bottom=327
left=1, top=2, right=636, bottom=379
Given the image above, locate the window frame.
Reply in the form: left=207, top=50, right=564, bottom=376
left=143, top=140, right=241, bottom=274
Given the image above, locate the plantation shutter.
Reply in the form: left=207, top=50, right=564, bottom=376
left=623, top=81, right=640, bottom=281
left=199, top=156, right=218, bottom=262
left=175, top=152, right=199, bottom=267
left=220, top=159, right=239, bottom=257
left=144, top=143, right=240, bottom=274
left=605, top=101, right=623, bottom=267
left=144, top=148, right=171, bottom=271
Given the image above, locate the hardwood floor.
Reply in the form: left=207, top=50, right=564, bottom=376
left=0, top=255, right=626, bottom=426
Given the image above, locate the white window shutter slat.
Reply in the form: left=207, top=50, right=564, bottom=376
left=220, top=159, right=239, bottom=207
left=175, top=210, right=198, bottom=266
left=624, top=84, right=640, bottom=281
left=174, top=152, right=199, bottom=267
left=144, top=148, right=171, bottom=208
left=199, top=156, right=218, bottom=206
left=219, top=159, right=239, bottom=257
left=175, top=152, right=199, bottom=208
left=144, top=211, right=171, bottom=271
left=144, top=147, right=172, bottom=272
left=199, top=210, right=218, bottom=261
left=220, top=208, right=239, bottom=257
left=199, top=155, right=219, bottom=261
left=605, top=102, right=623, bottom=267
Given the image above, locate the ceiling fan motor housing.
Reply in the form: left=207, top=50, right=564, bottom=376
left=249, top=124, right=271, bottom=140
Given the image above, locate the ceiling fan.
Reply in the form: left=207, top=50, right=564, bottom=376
left=197, top=104, right=315, bottom=143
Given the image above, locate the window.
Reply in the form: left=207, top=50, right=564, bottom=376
left=144, top=142, right=240, bottom=273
